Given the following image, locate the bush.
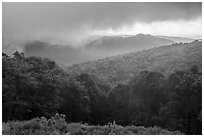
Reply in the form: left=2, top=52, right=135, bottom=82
left=2, top=114, right=183, bottom=135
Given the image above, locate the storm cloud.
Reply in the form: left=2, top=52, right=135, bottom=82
left=2, top=2, right=202, bottom=52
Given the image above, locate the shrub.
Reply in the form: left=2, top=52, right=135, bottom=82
left=2, top=114, right=183, bottom=135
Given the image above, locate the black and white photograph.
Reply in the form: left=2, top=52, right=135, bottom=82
left=2, top=1, right=202, bottom=135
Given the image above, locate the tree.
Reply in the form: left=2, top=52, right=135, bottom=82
left=160, top=66, right=202, bottom=134
left=131, top=70, right=166, bottom=115
left=2, top=53, right=63, bottom=121
left=77, top=73, right=111, bottom=124
left=13, top=51, right=24, bottom=60
left=108, top=83, right=132, bottom=125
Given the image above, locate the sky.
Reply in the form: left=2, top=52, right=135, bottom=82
left=2, top=2, right=202, bottom=49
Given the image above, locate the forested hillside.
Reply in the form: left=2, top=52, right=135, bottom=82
left=2, top=39, right=202, bottom=134
left=67, top=40, right=202, bottom=83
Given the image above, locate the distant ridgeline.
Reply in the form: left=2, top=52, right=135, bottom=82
left=22, top=34, right=196, bottom=66
left=67, top=40, right=202, bottom=83
left=2, top=40, right=202, bottom=135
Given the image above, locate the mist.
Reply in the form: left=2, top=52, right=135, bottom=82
left=3, top=2, right=202, bottom=54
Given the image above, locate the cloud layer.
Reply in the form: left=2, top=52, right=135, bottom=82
left=2, top=2, right=202, bottom=49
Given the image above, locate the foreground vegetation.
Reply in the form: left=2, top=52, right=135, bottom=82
left=2, top=114, right=183, bottom=135
left=2, top=41, right=202, bottom=134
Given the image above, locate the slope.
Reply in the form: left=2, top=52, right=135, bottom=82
left=67, top=40, right=202, bottom=83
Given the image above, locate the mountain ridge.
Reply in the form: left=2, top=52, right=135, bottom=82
left=22, top=34, right=196, bottom=66
left=85, top=33, right=175, bottom=56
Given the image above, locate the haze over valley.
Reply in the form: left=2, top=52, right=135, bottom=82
left=23, top=33, right=196, bottom=66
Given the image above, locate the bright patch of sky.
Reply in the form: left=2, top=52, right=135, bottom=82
left=90, top=17, right=201, bottom=39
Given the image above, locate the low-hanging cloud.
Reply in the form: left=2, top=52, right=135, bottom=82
left=2, top=2, right=202, bottom=52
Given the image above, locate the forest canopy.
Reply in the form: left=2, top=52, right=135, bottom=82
left=2, top=47, right=202, bottom=134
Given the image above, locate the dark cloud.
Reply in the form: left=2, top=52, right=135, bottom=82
left=3, top=2, right=201, bottom=28
left=2, top=2, right=202, bottom=51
